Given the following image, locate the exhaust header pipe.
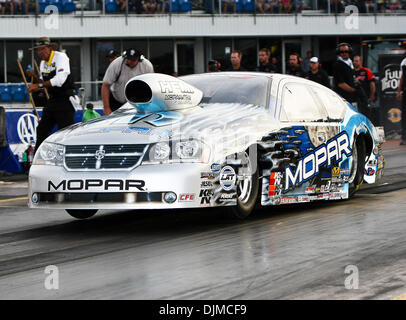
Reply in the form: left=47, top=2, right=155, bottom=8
left=124, top=73, right=203, bottom=113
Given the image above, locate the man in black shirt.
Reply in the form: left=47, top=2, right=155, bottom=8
left=256, top=48, right=277, bottom=73
left=286, top=53, right=305, bottom=77
left=306, top=57, right=330, bottom=88
left=333, top=43, right=357, bottom=103
left=227, top=50, right=246, bottom=71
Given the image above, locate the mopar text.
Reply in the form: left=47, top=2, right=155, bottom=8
left=284, top=132, right=352, bottom=192
left=48, top=179, right=146, bottom=191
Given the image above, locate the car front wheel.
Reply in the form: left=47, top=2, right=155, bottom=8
left=348, top=137, right=366, bottom=197
left=228, top=152, right=259, bottom=219
left=66, top=209, right=98, bottom=220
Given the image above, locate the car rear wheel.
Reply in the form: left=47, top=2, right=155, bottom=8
left=228, top=152, right=259, bottom=219
left=66, top=209, right=98, bottom=220
left=348, top=137, right=366, bottom=197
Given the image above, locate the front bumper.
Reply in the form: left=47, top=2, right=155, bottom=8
left=28, top=162, right=233, bottom=210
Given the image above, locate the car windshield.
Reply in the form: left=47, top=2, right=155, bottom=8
left=180, top=73, right=270, bottom=108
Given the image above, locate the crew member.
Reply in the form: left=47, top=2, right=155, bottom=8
left=305, top=57, right=330, bottom=88
left=27, top=37, right=76, bottom=153
left=256, top=48, right=277, bottom=73
left=353, top=55, right=376, bottom=118
left=333, top=43, right=357, bottom=104
left=227, top=50, right=246, bottom=71
left=286, top=53, right=305, bottom=77
left=106, top=49, right=120, bottom=64
left=102, top=48, right=154, bottom=115
left=208, top=60, right=221, bottom=72
left=397, top=55, right=406, bottom=145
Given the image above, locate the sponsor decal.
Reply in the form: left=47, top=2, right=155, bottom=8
left=201, top=172, right=216, bottom=180
left=381, top=65, right=400, bottom=92
left=305, top=187, right=316, bottom=194
left=387, top=108, right=401, bottom=123
left=220, top=166, right=236, bottom=191
left=365, top=167, right=375, bottom=176
left=159, top=80, right=195, bottom=94
left=199, top=189, right=213, bottom=205
left=200, top=181, right=213, bottom=189
left=48, top=179, right=145, bottom=191
left=179, top=194, right=195, bottom=202
left=281, top=197, right=298, bottom=204
left=220, top=193, right=236, bottom=200
left=298, top=196, right=310, bottom=203
left=269, top=172, right=283, bottom=197
left=210, top=163, right=221, bottom=173
left=368, top=159, right=377, bottom=166
left=284, top=132, right=352, bottom=192
left=332, top=167, right=340, bottom=178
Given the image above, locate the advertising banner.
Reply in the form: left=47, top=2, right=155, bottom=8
left=378, top=53, right=404, bottom=138
left=1, top=106, right=103, bottom=173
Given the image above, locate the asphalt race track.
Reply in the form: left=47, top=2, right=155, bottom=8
left=0, top=145, right=405, bottom=300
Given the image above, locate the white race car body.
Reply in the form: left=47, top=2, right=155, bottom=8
left=28, top=72, right=385, bottom=215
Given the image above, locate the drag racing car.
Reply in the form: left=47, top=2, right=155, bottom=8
left=28, top=72, right=385, bottom=219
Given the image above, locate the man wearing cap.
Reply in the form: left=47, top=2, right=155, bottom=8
left=102, top=48, right=154, bottom=115
left=26, top=37, right=76, bottom=153
left=305, top=57, right=330, bottom=88
left=106, top=49, right=120, bottom=64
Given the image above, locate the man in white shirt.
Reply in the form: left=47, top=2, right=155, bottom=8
left=102, top=48, right=154, bottom=115
left=27, top=37, right=76, bottom=152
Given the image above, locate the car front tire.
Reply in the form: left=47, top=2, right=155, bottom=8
left=348, top=137, right=366, bottom=197
left=66, top=209, right=98, bottom=220
left=228, top=152, right=260, bottom=219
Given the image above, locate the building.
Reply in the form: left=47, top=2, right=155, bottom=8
left=0, top=1, right=405, bottom=102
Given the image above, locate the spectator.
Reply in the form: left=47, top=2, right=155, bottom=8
left=302, top=50, right=312, bottom=73
left=256, top=48, right=277, bottom=73
left=397, top=55, right=406, bottom=145
left=208, top=59, right=221, bottom=72
left=286, top=53, right=305, bottom=77
left=306, top=57, right=330, bottom=88
left=25, top=0, right=38, bottom=13
left=293, top=0, right=305, bottom=12
left=365, top=0, right=375, bottom=13
left=282, top=0, right=292, bottom=13
left=223, top=0, right=237, bottom=13
left=0, top=0, right=8, bottom=14
left=330, top=0, right=344, bottom=13
left=333, top=43, right=358, bottom=104
left=117, top=0, right=127, bottom=11
left=106, top=49, right=120, bottom=64
left=353, top=55, right=376, bottom=118
left=389, top=0, right=399, bottom=12
left=13, top=0, right=24, bottom=13
left=129, top=0, right=144, bottom=13
left=144, top=0, right=158, bottom=13
left=257, top=0, right=270, bottom=13
left=227, top=50, right=246, bottom=71
left=377, top=0, right=388, bottom=12
left=353, top=55, right=376, bottom=102
left=271, top=56, right=281, bottom=72
left=159, top=0, right=168, bottom=13
left=269, top=0, right=280, bottom=13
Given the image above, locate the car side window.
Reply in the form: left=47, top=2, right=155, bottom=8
left=310, top=86, right=346, bottom=121
left=280, top=82, right=327, bottom=122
